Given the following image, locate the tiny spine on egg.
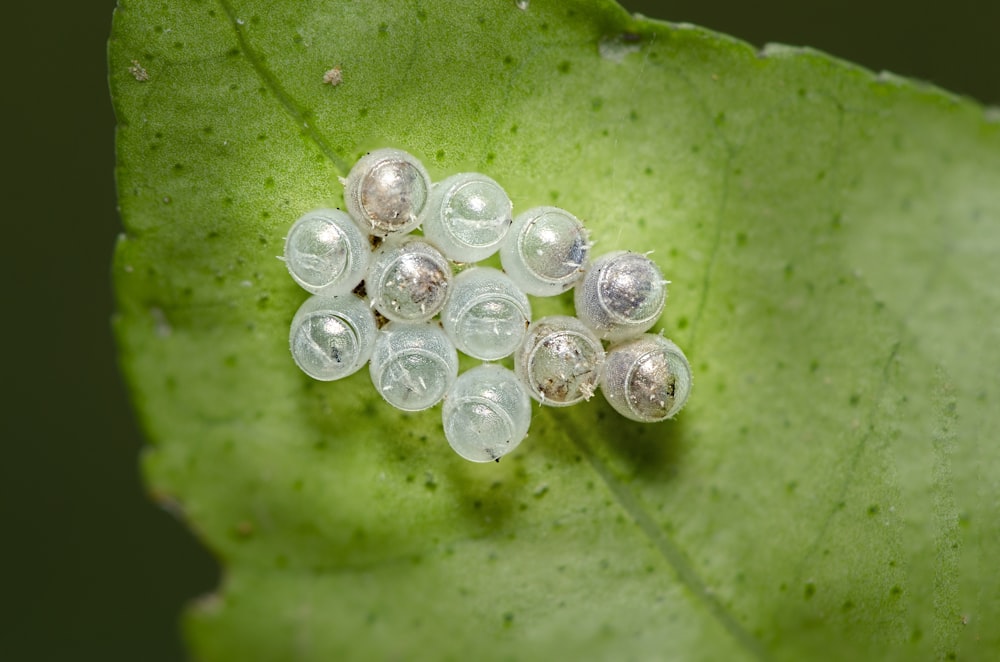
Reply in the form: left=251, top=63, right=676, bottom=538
left=289, top=294, right=376, bottom=381
left=344, top=148, right=432, bottom=237
left=369, top=322, right=459, bottom=412
left=600, top=334, right=692, bottom=422
left=499, top=206, right=591, bottom=296
left=574, top=250, right=667, bottom=341
left=366, top=235, right=453, bottom=323
left=283, top=208, right=370, bottom=296
left=421, top=172, right=514, bottom=262
left=515, top=315, right=605, bottom=407
left=441, top=266, right=531, bottom=361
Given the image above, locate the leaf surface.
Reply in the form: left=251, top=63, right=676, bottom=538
left=109, top=1, right=1000, bottom=659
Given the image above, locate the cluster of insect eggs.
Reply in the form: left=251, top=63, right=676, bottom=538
left=283, top=148, right=692, bottom=463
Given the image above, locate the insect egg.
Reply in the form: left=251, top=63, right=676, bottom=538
left=283, top=208, right=371, bottom=295
left=344, top=148, right=432, bottom=237
left=289, top=294, right=377, bottom=381
left=367, top=235, right=453, bottom=323
left=499, top=206, right=591, bottom=296
left=441, top=267, right=531, bottom=361
left=600, top=334, right=692, bottom=422
left=514, top=315, right=605, bottom=407
left=421, top=172, right=513, bottom=262
left=369, top=322, right=459, bottom=411
left=442, top=364, right=532, bottom=463
left=574, top=251, right=667, bottom=341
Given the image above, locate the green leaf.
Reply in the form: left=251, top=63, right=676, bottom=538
left=109, top=0, right=1000, bottom=659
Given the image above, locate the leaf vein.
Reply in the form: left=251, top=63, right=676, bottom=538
left=562, top=418, right=772, bottom=662
left=217, top=0, right=349, bottom=174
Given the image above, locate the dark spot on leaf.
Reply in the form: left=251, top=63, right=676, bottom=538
left=502, top=55, right=514, bottom=66
left=714, top=112, right=726, bottom=126
left=293, top=34, right=302, bottom=43
left=735, top=232, right=747, bottom=246
left=786, top=480, right=798, bottom=493
left=359, top=108, right=368, bottom=118
left=804, top=583, right=816, bottom=599
left=867, top=504, right=880, bottom=516
left=485, top=152, right=495, bottom=164
left=250, top=15, right=261, bottom=25
left=509, top=124, right=518, bottom=134
left=264, top=176, right=275, bottom=188
left=629, top=109, right=638, bottom=121
left=227, top=47, right=240, bottom=57
left=435, top=149, right=445, bottom=162
left=676, top=316, right=689, bottom=330
left=849, top=393, right=861, bottom=406
left=842, top=600, right=854, bottom=611
left=377, top=22, right=389, bottom=36
left=831, top=212, right=842, bottom=229
left=644, top=166, right=653, bottom=175
left=173, top=41, right=184, bottom=50
left=890, top=585, right=903, bottom=597
left=557, top=60, right=571, bottom=74
left=502, top=612, right=514, bottom=627
left=784, top=263, right=794, bottom=279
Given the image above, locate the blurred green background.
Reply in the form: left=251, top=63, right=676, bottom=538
left=3, top=0, right=996, bottom=660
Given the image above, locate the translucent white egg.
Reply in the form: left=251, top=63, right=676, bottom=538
left=601, top=334, right=692, bottom=422
left=367, top=236, right=453, bottom=323
left=283, top=208, right=371, bottom=295
left=514, top=315, right=605, bottom=406
left=289, top=294, right=377, bottom=381
left=499, top=206, right=590, bottom=296
left=344, top=148, right=432, bottom=237
left=574, top=251, right=667, bottom=341
left=421, top=172, right=513, bottom=262
left=442, top=364, right=532, bottom=462
left=369, top=322, right=459, bottom=411
left=441, top=267, right=531, bottom=361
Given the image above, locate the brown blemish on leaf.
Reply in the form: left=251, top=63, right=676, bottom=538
left=129, top=59, right=150, bottom=81
left=323, top=66, right=343, bottom=86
